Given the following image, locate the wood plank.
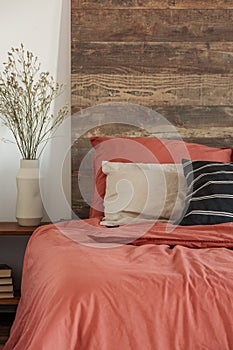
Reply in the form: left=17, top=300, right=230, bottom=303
left=0, top=222, right=37, bottom=235
left=72, top=41, right=233, bottom=75
left=152, top=127, right=233, bottom=146
left=71, top=197, right=90, bottom=219
left=181, top=137, right=233, bottom=148
left=71, top=171, right=92, bottom=193
left=71, top=73, right=233, bottom=107
left=155, top=106, right=233, bottom=129
left=71, top=128, right=233, bottom=149
left=0, top=222, right=48, bottom=235
left=71, top=117, right=149, bottom=140
left=71, top=106, right=233, bottom=131
left=73, top=0, right=233, bottom=10
left=72, top=9, right=233, bottom=42
left=0, top=296, right=19, bottom=306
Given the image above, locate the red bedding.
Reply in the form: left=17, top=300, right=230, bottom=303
left=4, top=219, right=233, bottom=350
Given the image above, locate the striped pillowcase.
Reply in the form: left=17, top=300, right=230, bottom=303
left=179, top=159, right=233, bottom=225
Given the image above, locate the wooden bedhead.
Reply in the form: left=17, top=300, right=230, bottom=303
left=71, top=0, right=233, bottom=219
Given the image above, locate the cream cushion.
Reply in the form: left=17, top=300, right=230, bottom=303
left=100, top=161, right=187, bottom=226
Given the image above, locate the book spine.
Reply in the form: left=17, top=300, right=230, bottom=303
left=0, top=277, right=13, bottom=285
left=0, top=292, right=14, bottom=299
left=0, top=285, right=13, bottom=292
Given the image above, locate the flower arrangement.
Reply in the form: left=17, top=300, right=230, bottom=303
left=0, top=44, right=68, bottom=159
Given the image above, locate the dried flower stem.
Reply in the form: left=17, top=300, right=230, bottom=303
left=0, top=44, right=68, bottom=159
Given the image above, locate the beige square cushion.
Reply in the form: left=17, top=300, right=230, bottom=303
left=100, top=162, right=187, bottom=226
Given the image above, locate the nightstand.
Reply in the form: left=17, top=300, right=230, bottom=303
left=0, top=222, right=38, bottom=345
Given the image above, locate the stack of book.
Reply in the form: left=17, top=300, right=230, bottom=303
left=0, top=264, right=14, bottom=299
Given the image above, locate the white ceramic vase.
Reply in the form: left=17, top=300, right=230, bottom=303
left=16, top=159, right=43, bottom=226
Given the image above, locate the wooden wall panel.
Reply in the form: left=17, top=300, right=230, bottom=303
left=73, top=0, right=233, bottom=10
left=71, top=0, right=233, bottom=218
left=73, top=10, right=233, bottom=42
left=72, top=73, right=233, bottom=108
left=72, top=42, right=233, bottom=75
left=71, top=105, right=233, bottom=129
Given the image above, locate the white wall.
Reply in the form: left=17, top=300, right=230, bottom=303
left=0, top=0, right=71, bottom=222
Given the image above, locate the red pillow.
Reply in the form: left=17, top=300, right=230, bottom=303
left=89, top=136, right=232, bottom=218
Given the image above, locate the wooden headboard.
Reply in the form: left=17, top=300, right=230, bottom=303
left=71, top=0, right=233, bottom=218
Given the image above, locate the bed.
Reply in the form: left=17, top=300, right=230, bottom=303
left=3, top=136, right=233, bottom=350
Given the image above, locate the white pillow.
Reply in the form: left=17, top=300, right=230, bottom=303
left=100, top=161, right=187, bottom=226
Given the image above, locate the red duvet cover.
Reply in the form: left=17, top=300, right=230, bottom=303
left=4, top=219, right=233, bottom=350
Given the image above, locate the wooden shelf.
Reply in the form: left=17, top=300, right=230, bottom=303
left=0, top=222, right=47, bottom=235
left=0, top=290, right=20, bottom=306
left=0, top=296, right=20, bottom=306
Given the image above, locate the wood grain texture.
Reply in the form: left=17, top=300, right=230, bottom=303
left=73, top=0, right=233, bottom=10
left=72, top=9, right=233, bottom=42
left=0, top=222, right=39, bottom=235
left=72, top=41, right=233, bottom=75
left=71, top=73, right=233, bottom=107
left=71, top=105, right=233, bottom=130
left=71, top=1, right=233, bottom=218
left=71, top=126, right=233, bottom=148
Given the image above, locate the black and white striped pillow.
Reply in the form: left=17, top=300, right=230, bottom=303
left=179, top=159, right=233, bottom=225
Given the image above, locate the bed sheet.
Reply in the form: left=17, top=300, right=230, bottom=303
left=4, top=219, right=233, bottom=350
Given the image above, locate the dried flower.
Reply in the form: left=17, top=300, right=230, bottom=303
left=0, top=44, right=68, bottom=159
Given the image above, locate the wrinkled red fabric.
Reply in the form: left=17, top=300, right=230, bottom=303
left=4, top=219, right=233, bottom=350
